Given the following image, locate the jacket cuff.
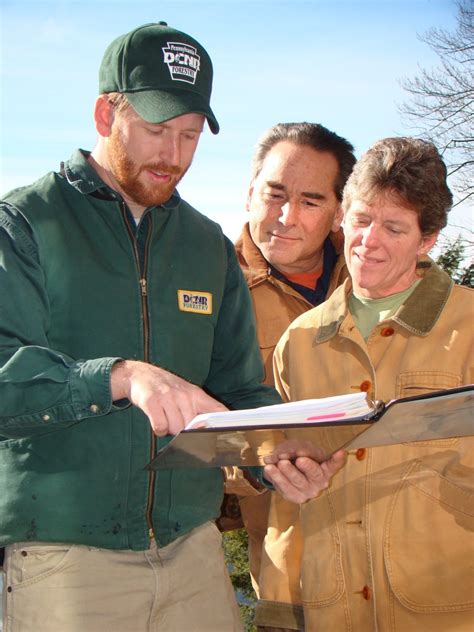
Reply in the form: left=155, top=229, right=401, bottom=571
left=255, top=599, right=304, bottom=630
left=69, top=357, right=123, bottom=420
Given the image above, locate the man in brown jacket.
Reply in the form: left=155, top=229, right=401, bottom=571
left=221, top=123, right=356, bottom=631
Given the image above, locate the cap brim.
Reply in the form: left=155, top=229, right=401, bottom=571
left=126, top=89, right=219, bottom=134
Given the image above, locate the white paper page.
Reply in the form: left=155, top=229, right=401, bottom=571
left=185, top=391, right=372, bottom=430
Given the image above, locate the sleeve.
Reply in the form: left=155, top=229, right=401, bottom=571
left=203, top=236, right=282, bottom=411
left=0, top=203, right=122, bottom=438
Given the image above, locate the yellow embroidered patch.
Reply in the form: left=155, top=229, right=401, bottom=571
left=177, top=289, right=213, bottom=315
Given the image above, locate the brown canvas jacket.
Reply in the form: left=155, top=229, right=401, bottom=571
left=235, top=223, right=348, bottom=385
left=271, top=260, right=474, bottom=631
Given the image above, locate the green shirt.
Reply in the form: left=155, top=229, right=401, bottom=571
left=349, top=282, right=421, bottom=340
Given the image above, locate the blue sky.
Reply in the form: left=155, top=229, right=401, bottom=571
left=0, top=0, right=471, bottom=251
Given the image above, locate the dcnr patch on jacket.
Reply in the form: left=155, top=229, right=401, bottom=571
left=177, top=289, right=213, bottom=315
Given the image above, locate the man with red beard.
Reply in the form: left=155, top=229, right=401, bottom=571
left=0, top=22, right=343, bottom=632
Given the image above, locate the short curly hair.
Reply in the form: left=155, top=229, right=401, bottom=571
left=342, top=137, right=452, bottom=234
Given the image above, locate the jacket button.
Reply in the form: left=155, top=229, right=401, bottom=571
left=42, top=414, right=51, bottom=422
left=359, top=380, right=371, bottom=392
left=362, top=585, right=371, bottom=600
left=90, top=404, right=100, bottom=414
left=380, top=326, right=395, bottom=337
left=356, top=448, right=367, bottom=461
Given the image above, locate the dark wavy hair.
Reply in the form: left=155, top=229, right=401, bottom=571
left=251, top=122, right=356, bottom=202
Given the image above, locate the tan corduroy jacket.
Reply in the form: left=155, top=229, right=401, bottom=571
left=272, top=260, right=474, bottom=631
left=230, top=224, right=347, bottom=629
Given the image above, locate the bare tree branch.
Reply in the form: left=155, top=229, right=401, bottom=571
left=399, top=0, right=474, bottom=208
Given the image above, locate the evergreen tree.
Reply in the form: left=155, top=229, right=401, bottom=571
left=436, top=235, right=473, bottom=287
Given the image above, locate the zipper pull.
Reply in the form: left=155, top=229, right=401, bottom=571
left=140, top=278, right=147, bottom=296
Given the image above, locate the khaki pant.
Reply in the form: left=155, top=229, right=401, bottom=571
left=2, top=522, right=243, bottom=632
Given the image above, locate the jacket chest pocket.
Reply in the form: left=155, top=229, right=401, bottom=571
left=256, top=317, right=289, bottom=385
left=396, top=371, right=461, bottom=397
left=396, top=371, right=462, bottom=448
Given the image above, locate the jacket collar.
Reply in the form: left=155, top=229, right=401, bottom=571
left=61, top=149, right=181, bottom=210
left=392, top=260, right=454, bottom=335
left=315, top=258, right=454, bottom=343
left=234, top=223, right=270, bottom=286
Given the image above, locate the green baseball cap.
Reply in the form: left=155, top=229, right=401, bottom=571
left=99, top=22, right=219, bottom=134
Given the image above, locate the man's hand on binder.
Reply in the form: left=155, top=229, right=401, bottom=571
left=110, top=360, right=228, bottom=436
left=262, top=450, right=347, bottom=504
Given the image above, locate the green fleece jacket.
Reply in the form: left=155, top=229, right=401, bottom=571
left=0, top=149, right=280, bottom=550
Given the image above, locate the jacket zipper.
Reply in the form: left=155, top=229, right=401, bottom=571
left=120, top=203, right=156, bottom=541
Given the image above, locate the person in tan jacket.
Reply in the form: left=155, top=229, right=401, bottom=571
left=273, top=137, right=474, bottom=631
left=220, top=122, right=356, bottom=631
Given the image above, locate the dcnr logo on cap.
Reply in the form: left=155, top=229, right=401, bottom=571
left=162, top=42, right=201, bottom=85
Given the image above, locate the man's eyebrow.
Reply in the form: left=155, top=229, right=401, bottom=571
left=301, top=191, right=326, bottom=200
left=384, top=219, right=409, bottom=229
left=145, top=121, right=203, bottom=133
left=182, top=123, right=205, bottom=133
left=265, top=181, right=286, bottom=191
left=383, top=219, right=410, bottom=231
left=265, top=181, right=326, bottom=200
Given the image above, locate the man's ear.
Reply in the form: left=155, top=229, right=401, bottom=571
left=418, top=231, right=439, bottom=256
left=94, top=95, right=115, bottom=138
left=246, top=183, right=255, bottom=212
left=331, top=205, right=343, bottom=232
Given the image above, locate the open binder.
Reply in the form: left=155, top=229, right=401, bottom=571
left=147, top=385, right=473, bottom=469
